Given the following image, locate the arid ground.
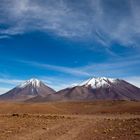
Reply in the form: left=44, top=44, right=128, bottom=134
left=0, top=101, right=140, bottom=140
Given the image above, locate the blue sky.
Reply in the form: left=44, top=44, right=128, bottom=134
left=0, top=0, right=140, bottom=93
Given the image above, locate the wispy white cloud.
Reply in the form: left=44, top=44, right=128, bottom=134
left=18, top=60, right=90, bottom=76
left=0, top=35, right=10, bottom=39
left=0, top=53, right=140, bottom=92
left=0, top=53, right=139, bottom=92
left=0, top=78, right=25, bottom=94
left=75, top=55, right=140, bottom=78
left=41, top=76, right=82, bottom=91
left=84, top=57, right=140, bottom=69
left=0, top=87, right=10, bottom=95
left=0, top=79, right=24, bottom=85
left=16, top=54, right=140, bottom=78
left=124, top=76, right=140, bottom=88
left=0, top=0, right=140, bottom=47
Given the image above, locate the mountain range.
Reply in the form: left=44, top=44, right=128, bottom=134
left=0, top=77, right=140, bottom=102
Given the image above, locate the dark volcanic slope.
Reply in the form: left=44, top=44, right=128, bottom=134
left=28, top=77, right=140, bottom=102
left=0, top=79, right=55, bottom=101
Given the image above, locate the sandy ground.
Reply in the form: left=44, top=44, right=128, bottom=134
left=0, top=101, right=140, bottom=140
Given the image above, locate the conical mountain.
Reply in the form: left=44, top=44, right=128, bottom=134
left=40, top=77, right=140, bottom=102
left=0, top=78, right=55, bottom=101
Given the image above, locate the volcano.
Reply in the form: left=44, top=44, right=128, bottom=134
left=0, top=78, right=55, bottom=101
left=34, top=77, right=140, bottom=102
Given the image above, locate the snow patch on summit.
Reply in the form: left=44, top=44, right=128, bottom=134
left=79, top=77, right=117, bottom=88
left=18, top=78, right=41, bottom=88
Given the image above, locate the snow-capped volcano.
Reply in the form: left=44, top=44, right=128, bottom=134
left=45, top=77, right=140, bottom=101
left=18, top=78, right=41, bottom=88
left=80, top=77, right=117, bottom=88
left=0, top=78, right=55, bottom=101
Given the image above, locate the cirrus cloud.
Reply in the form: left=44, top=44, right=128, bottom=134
left=0, top=0, right=140, bottom=47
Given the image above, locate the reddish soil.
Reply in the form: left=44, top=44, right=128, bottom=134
left=0, top=101, right=140, bottom=140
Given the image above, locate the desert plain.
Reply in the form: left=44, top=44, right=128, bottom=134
left=0, top=101, right=140, bottom=140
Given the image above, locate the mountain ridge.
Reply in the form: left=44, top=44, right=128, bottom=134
left=0, top=77, right=140, bottom=102
left=27, top=77, right=140, bottom=102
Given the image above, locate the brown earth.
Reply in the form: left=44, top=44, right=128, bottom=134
left=0, top=101, right=140, bottom=140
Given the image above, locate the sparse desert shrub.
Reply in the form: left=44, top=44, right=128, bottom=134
left=22, top=113, right=29, bottom=117
left=12, top=113, right=19, bottom=117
